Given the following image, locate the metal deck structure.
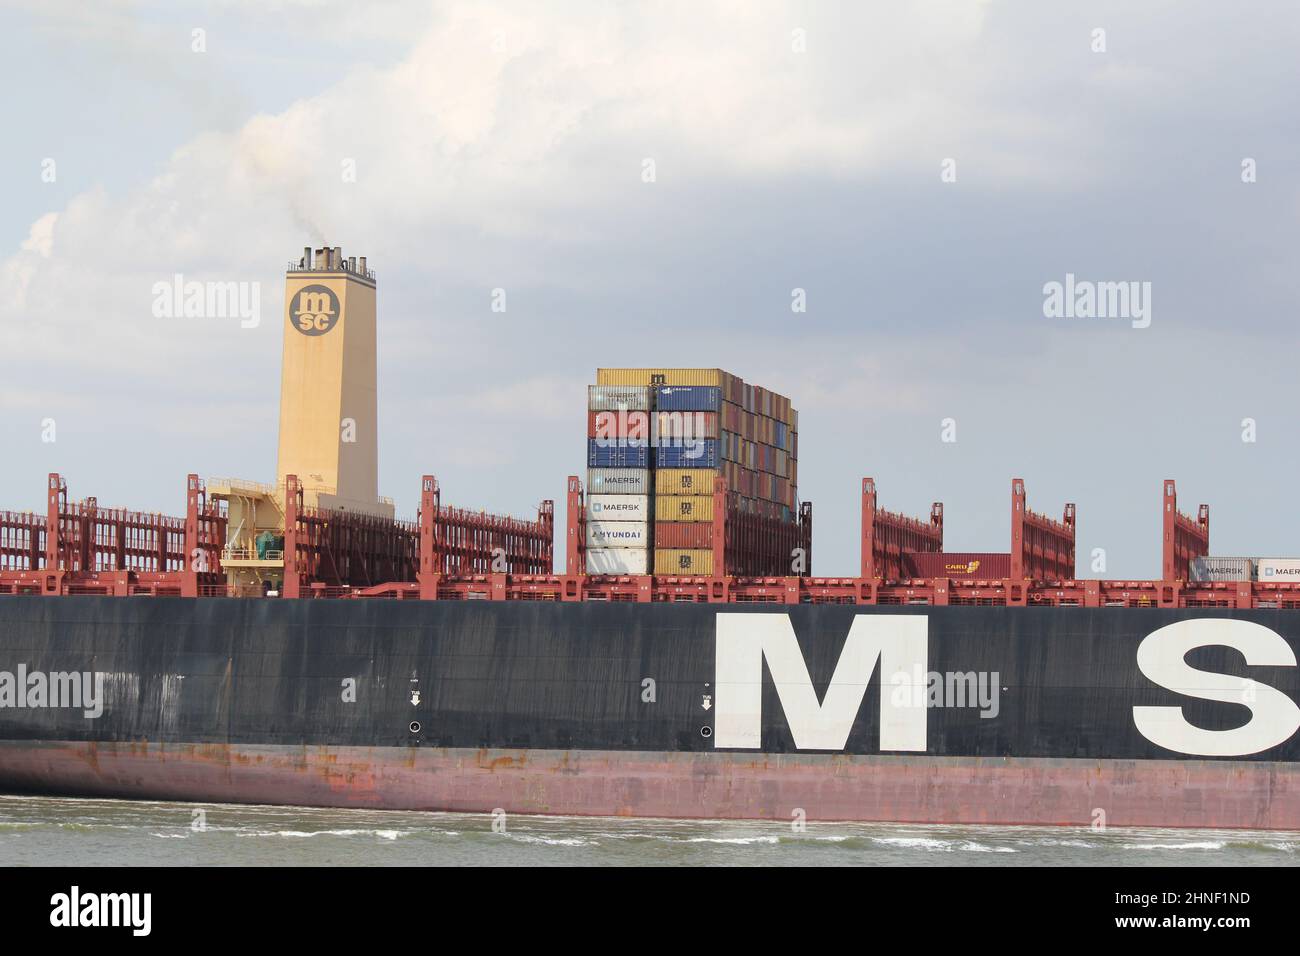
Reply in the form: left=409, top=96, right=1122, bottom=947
left=3, top=472, right=1295, bottom=609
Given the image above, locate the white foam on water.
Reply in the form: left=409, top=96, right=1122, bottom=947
left=235, top=828, right=414, bottom=839
left=873, top=836, right=955, bottom=851
left=1123, top=841, right=1224, bottom=851
left=587, top=831, right=653, bottom=841
left=871, top=836, right=1015, bottom=853
left=507, top=833, right=596, bottom=847
left=959, top=841, right=1015, bottom=853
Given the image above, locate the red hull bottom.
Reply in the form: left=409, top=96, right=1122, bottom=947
left=1, top=741, right=1297, bottom=829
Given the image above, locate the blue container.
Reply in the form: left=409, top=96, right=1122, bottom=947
left=588, top=439, right=649, bottom=468
left=655, top=385, right=721, bottom=412
left=656, top=440, right=720, bottom=468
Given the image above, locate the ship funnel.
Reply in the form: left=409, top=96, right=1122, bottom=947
left=277, top=244, right=388, bottom=518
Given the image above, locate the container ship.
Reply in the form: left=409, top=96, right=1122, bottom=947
left=2, top=246, right=1299, bottom=829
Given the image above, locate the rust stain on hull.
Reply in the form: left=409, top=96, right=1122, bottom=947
left=1, top=741, right=1298, bottom=829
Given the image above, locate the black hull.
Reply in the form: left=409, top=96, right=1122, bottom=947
left=1, top=596, right=1298, bottom=826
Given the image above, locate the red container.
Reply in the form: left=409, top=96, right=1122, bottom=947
left=656, top=411, right=718, bottom=441
left=903, top=552, right=1011, bottom=579
left=655, top=521, right=713, bottom=549
left=588, top=409, right=651, bottom=440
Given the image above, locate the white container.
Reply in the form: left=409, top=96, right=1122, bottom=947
left=586, top=468, right=649, bottom=495
left=1189, top=556, right=1253, bottom=582
left=1257, top=558, right=1300, bottom=581
left=587, top=494, right=650, bottom=522
left=585, top=547, right=648, bottom=575
left=586, top=520, right=649, bottom=549
left=588, top=385, right=651, bottom=412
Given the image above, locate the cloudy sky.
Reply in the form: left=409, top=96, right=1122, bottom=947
left=2, top=0, right=1298, bottom=577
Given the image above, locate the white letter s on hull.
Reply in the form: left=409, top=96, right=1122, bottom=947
left=1134, top=619, right=1300, bottom=756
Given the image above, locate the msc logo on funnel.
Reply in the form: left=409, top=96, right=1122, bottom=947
left=290, top=285, right=341, bottom=336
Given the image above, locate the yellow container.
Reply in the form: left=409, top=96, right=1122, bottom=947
left=655, top=468, right=716, bottom=495
left=655, top=494, right=713, bottom=522
left=597, top=368, right=728, bottom=387
left=596, top=369, right=796, bottom=425
left=655, top=549, right=713, bottom=575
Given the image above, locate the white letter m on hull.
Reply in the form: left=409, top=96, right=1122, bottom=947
left=714, top=613, right=928, bottom=751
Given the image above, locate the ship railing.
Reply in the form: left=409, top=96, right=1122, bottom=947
left=208, top=477, right=332, bottom=498
left=207, top=477, right=279, bottom=496
left=205, top=478, right=394, bottom=510
left=221, top=547, right=284, bottom=562
left=286, top=261, right=377, bottom=281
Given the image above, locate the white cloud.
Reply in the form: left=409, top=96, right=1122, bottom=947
left=2, top=212, right=58, bottom=312
left=19, top=212, right=57, bottom=258
left=0, top=0, right=1063, bottom=379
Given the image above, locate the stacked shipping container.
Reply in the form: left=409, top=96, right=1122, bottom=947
left=653, top=384, right=720, bottom=575
left=590, top=369, right=800, bottom=576
left=1189, top=557, right=1300, bottom=582
left=585, top=386, right=651, bottom=573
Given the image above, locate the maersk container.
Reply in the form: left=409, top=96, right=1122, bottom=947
left=588, top=439, right=649, bottom=468
left=655, top=494, right=713, bottom=522
left=654, top=548, right=713, bottom=575
left=588, top=385, right=651, bottom=412
left=655, top=385, right=722, bottom=412
left=656, top=440, right=719, bottom=468
left=586, top=520, right=650, bottom=548
left=586, top=468, right=649, bottom=495
left=1257, top=559, right=1300, bottom=581
left=585, top=547, right=648, bottom=575
left=1189, top=556, right=1253, bottom=582
left=587, top=494, right=650, bottom=522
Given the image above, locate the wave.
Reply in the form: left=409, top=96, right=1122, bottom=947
left=233, top=828, right=411, bottom=839
left=505, top=833, right=596, bottom=847
left=1123, top=841, right=1225, bottom=851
